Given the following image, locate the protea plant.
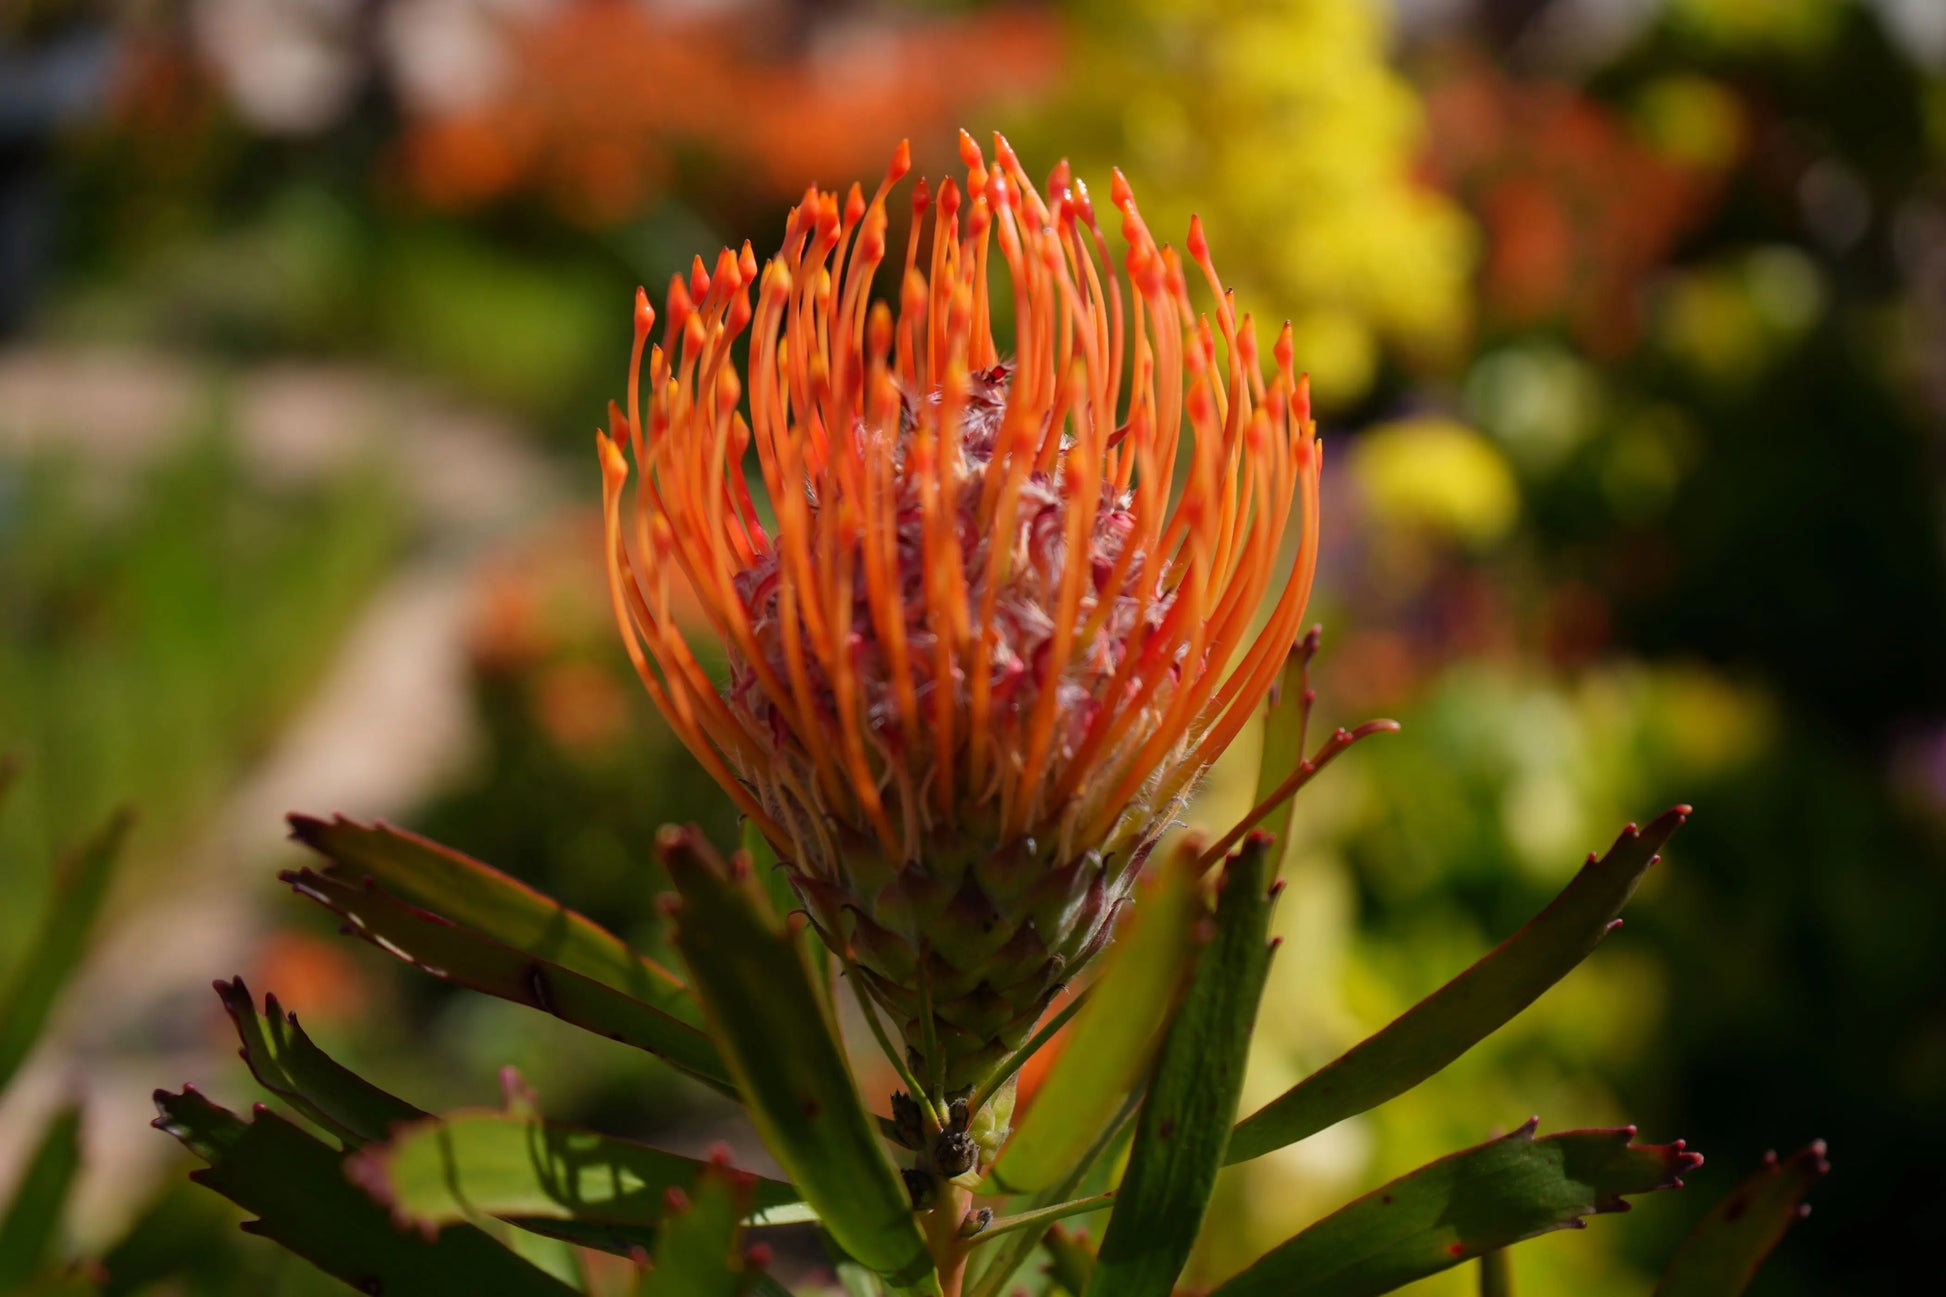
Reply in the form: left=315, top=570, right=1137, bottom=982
left=151, top=135, right=1823, bottom=1297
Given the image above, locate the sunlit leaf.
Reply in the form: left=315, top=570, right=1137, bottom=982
left=1652, top=1143, right=1829, bottom=1296
left=282, top=865, right=734, bottom=1094
left=215, top=976, right=425, bottom=1145
left=1210, top=1120, right=1702, bottom=1297
left=345, top=1106, right=796, bottom=1248
left=152, top=1087, right=577, bottom=1295
left=659, top=828, right=938, bottom=1293
left=1228, top=807, right=1690, bottom=1165
left=985, top=843, right=1203, bottom=1197
left=1085, top=835, right=1280, bottom=1296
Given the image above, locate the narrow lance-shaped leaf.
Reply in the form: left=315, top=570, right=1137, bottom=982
left=283, top=866, right=735, bottom=1094
left=345, top=1106, right=798, bottom=1245
left=0, top=809, right=133, bottom=1092
left=152, top=1087, right=578, bottom=1296
left=1254, top=633, right=1321, bottom=856
left=0, top=1105, right=82, bottom=1290
left=1652, top=1142, right=1829, bottom=1297
left=1212, top=1120, right=1703, bottom=1297
left=1084, top=834, right=1281, bottom=1297
left=1228, top=807, right=1690, bottom=1165
left=964, top=1088, right=1139, bottom=1297
left=659, top=828, right=938, bottom=1294
left=215, top=976, right=426, bottom=1146
left=985, top=843, right=1204, bottom=1196
left=290, top=814, right=700, bottom=1023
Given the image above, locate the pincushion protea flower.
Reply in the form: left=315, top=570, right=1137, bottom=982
left=597, top=132, right=1319, bottom=1100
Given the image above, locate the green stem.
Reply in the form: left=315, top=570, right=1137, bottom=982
left=964, top=1192, right=1116, bottom=1246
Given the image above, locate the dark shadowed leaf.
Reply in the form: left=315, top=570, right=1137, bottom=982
left=215, top=976, right=425, bottom=1145
left=1228, top=807, right=1689, bottom=1165
left=289, top=815, right=699, bottom=1023
left=282, top=865, right=734, bottom=1094
left=660, top=828, right=938, bottom=1294
left=1652, top=1142, right=1829, bottom=1297
left=0, top=1105, right=82, bottom=1290
left=1084, top=835, right=1280, bottom=1297
left=344, top=1106, right=797, bottom=1244
left=986, top=843, right=1203, bottom=1197
left=1210, top=1120, right=1702, bottom=1297
left=152, top=1087, right=576, bottom=1296
left=0, top=809, right=133, bottom=1092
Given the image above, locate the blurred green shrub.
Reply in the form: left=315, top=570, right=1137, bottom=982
left=0, top=412, right=403, bottom=956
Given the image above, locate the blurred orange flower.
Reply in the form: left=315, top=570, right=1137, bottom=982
left=1424, top=54, right=1729, bottom=355
left=392, top=0, right=1061, bottom=226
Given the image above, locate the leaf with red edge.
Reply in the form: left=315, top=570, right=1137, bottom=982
left=152, top=1087, right=575, bottom=1296
left=343, top=1106, right=797, bottom=1245
left=1209, top=1120, right=1703, bottom=1297
left=281, top=865, right=735, bottom=1095
left=1653, top=1142, right=1829, bottom=1297
left=288, top=814, right=698, bottom=1023
left=1228, top=807, right=1690, bottom=1165
left=215, top=976, right=425, bottom=1146
left=637, top=1162, right=774, bottom=1297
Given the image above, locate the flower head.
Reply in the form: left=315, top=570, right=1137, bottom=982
left=599, top=132, right=1319, bottom=1094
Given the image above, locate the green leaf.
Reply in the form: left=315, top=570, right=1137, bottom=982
left=1228, top=807, right=1690, bottom=1165
left=215, top=976, right=426, bottom=1145
left=1253, top=633, right=1320, bottom=854
left=1085, top=834, right=1280, bottom=1297
left=345, top=1106, right=797, bottom=1246
left=290, top=815, right=699, bottom=1023
left=1209, top=1120, right=1703, bottom=1297
left=659, top=828, right=938, bottom=1294
left=0, top=809, right=133, bottom=1093
left=964, top=1090, right=1139, bottom=1297
left=986, top=843, right=1204, bottom=1196
left=152, top=1087, right=578, bottom=1296
left=0, top=1105, right=82, bottom=1289
left=282, top=865, right=735, bottom=1094
left=1042, top=1223, right=1097, bottom=1296
left=637, top=1163, right=761, bottom=1297
left=836, top=1257, right=889, bottom=1297
left=1652, top=1143, right=1828, bottom=1297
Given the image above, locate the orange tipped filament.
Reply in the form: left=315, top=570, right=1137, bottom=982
left=598, top=133, right=1321, bottom=876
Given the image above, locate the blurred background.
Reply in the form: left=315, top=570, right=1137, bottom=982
left=2, top=0, right=1943, bottom=1293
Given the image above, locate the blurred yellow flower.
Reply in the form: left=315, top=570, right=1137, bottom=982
left=1350, top=416, right=1519, bottom=548
left=1024, top=0, right=1475, bottom=407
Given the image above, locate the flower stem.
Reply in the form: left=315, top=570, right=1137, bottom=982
left=927, top=1181, right=974, bottom=1297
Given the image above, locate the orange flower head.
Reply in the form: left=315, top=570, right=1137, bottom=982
left=599, top=133, right=1320, bottom=1095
